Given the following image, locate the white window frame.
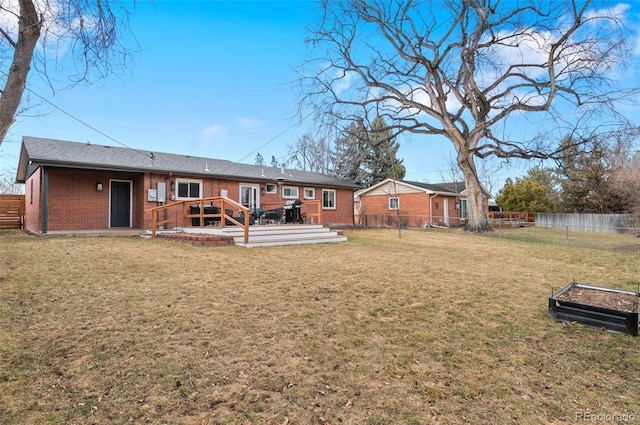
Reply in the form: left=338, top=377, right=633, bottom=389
left=175, top=178, right=203, bottom=200
left=265, top=183, right=277, bottom=194
left=322, top=189, right=336, bottom=210
left=239, top=183, right=261, bottom=210
left=303, top=187, right=315, bottom=199
left=389, top=197, right=400, bottom=210
left=283, top=185, right=299, bottom=199
left=459, top=199, right=468, bottom=218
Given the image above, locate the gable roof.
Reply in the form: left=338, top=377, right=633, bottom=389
left=354, top=178, right=466, bottom=198
left=401, top=180, right=466, bottom=195
left=16, top=136, right=360, bottom=189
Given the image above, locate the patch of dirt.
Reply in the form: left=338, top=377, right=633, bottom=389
left=557, top=286, right=639, bottom=313
left=614, top=243, right=640, bottom=253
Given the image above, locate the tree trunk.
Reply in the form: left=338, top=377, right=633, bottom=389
left=458, top=151, right=492, bottom=232
left=0, top=0, right=41, bottom=147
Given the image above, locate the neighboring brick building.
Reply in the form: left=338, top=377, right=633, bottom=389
left=16, top=137, right=359, bottom=234
left=354, top=179, right=489, bottom=228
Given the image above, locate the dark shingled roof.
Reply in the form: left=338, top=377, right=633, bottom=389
left=402, top=180, right=466, bottom=194
left=17, top=136, right=360, bottom=189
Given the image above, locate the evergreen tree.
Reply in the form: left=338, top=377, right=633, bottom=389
left=363, top=116, right=406, bottom=187
left=332, top=121, right=368, bottom=185
left=496, top=176, right=555, bottom=212
left=270, top=155, right=279, bottom=168
left=554, top=136, right=630, bottom=213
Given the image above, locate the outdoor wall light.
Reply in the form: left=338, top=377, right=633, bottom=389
left=170, top=180, right=175, bottom=191
left=96, top=183, right=103, bottom=191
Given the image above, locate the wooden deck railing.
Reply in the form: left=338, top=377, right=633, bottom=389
left=150, top=196, right=250, bottom=243
left=486, top=211, right=535, bottom=224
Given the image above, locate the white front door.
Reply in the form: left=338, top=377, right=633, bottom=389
left=239, top=184, right=260, bottom=211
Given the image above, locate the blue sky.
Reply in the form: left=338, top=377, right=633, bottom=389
left=1, top=1, right=639, bottom=193
left=0, top=0, right=460, bottom=187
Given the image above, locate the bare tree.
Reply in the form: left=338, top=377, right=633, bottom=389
left=0, top=0, right=134, bottom=147
left=438, top=152, right=464, bottom=184
left=439, top=152, right=504, bottom=197
left=301, top=0, right=639, bottom=232
left=0, top=166, right=22, bottom=193
left=287, top=132, right=331, bottom=173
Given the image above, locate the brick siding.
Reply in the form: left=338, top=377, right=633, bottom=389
left=358, top=192, right=465, bottom=227
left=26, top=168, right=355, bottom=232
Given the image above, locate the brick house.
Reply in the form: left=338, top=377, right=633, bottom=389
left=15, top=136, right=359, bottom=234
left=354, top=179, right=489, bottom=228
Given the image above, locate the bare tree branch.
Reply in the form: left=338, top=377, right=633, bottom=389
left=0, top=0, right=136, bottom=148
left=300, top=0, right=640, bottom=231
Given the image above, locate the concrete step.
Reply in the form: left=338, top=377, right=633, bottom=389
left=224, top=225, right=346, bottom=247
left=238, top=235, right=348, bottom=248
left=162, top=224, right=347, bottom=247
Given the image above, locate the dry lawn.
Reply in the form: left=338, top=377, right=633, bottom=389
left=1, top=227, right=639, bottom=424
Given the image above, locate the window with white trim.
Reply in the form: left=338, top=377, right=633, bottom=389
left=322, top=189, right=336, bottom=209
left=176, top=178, right=203, bottom=199
left=303, top=187, right=315, bottom=199
left=459, top=199, right=468, bottom=218
left=283, top=186, right=299, bottom=198
left=389, top=197, right=399, bottom=210
left=266, top=184, right=276, bottom=194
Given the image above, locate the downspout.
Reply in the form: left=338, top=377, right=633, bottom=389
left=352, top=190, right=356, bottom=226
left=429, top=193, right=437, bottom=228
left=354, top=192, right=364, bottom=226
left=41, top=167, right=48, bottom=234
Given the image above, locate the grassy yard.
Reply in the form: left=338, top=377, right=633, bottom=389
left=1, top=227, right=639, bottom=424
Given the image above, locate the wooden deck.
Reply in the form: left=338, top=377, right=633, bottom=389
left=154, top=224, right=347, bottom=248
left=487, top=212, right=535, bottom=228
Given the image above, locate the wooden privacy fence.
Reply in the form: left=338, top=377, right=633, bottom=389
left=535, top=213, right=634, bottom=234
left=0, top=194, right=25, bottom=229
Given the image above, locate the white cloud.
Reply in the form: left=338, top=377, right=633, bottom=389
left=584, top=3, right=631, bottom=23
left=235, top=116, right=263, bottom=129
left=332, top=69, right=357, bottom=95
left=0, top=0, right=25, bottom=36
left=197, top=124, right=228, bottom=147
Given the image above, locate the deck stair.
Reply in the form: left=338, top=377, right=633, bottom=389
left=225, top=224, right=347, bottom=247
left=164, top=224, right=347, bottom=248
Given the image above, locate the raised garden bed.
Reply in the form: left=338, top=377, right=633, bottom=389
left=548, top=282, right=640, bottom=336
